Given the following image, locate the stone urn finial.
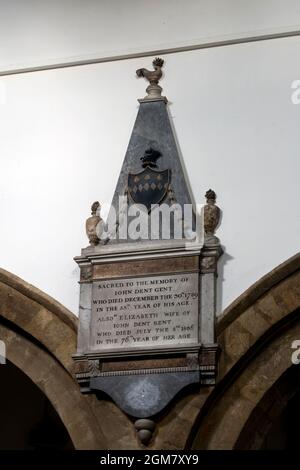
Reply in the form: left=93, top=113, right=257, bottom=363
left=86, top=201, right=101, bottom=246
left=136, top=57, right=165, bottom=101
left=204, top=189, right=220, bottom=244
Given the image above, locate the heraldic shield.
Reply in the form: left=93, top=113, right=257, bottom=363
left=128, top=167, right=171, bottom=212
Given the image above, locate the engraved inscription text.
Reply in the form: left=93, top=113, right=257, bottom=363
left=90, top=273, right=199, bottom=351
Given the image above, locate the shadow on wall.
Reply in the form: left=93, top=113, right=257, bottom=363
left=236, top=365, right=300, bottom=450
left=0, top=360, right=73, bottom=449
left=216, top=248, right=234, bottom=316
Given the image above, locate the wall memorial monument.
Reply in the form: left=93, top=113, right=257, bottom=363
left=73, top=58, right=223, bottom=445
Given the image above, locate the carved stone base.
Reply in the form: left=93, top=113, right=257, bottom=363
left=73, top=345, right=219, bottom=444
left=90, top=370, right=199, bottom=418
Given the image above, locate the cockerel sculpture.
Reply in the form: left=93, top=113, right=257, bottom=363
left=136, top=57, right=164, bottom=86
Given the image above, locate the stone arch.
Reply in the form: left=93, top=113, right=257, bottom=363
left=2, top=251, right=300, bottom=450
left=187, top=252, right=300, bottom=449
left=0, top=268, right=137, bottom=449
left=151, top=253, right=300, bottom=449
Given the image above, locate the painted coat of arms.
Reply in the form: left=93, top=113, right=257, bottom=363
left=128, top=148, right=171, bottom=212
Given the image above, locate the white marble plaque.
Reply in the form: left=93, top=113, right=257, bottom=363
left=89, top=273, right=199, bottom=351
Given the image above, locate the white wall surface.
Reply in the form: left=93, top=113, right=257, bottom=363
left=1, top=0, right=300, bottom=72
left=0, top=3, right=299, bottom=316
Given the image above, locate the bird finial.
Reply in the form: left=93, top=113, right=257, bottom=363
left=136, top=57, right=166, bottom=102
